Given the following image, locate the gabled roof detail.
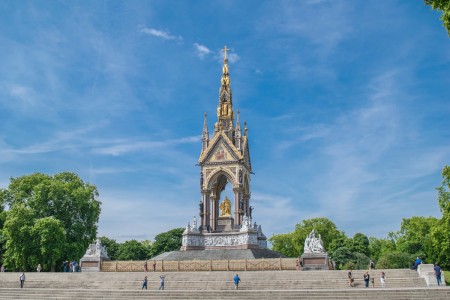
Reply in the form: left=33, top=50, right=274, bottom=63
left=199, top=131, right=243, bottom=164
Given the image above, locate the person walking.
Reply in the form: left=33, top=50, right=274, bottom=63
left=380, top=271, right=386, bottom=288
left=63, top=261, right=68, bottom=273
left=144, top=260, right=148, bottom=273
left=233, top=274, right=241, bottom=290
left=37, top=264, right=42, bottom=272
left=363, top=272, right=370, bottom=288
left=434, top=263, right=442, bottom=286
left=347, top=270, right=353, bottom=287
left=19, top=273, right=26, bottom=288
left=142, top=276, right=148, bottom=290
left=1, top=265, right=5, bottom=272
left=159, top=274, right=165, bottom=290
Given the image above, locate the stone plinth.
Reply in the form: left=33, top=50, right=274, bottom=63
left=181, top=215, right=267, bottom=251
left=216, top=216, right=234, bottom=232
left=300, top=253, right=330, bottom=271
left=180, top=230, right=267, bottom=251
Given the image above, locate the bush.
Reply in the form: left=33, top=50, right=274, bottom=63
left=377, top=252, right=414, bottom=269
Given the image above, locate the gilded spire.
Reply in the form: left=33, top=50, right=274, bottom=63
left=221, top=45, right=230, bottom=87
left=217, top=45, right=234, bottom=129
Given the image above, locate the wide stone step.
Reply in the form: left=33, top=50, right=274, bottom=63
left=0, top=288, right=448, bottom=300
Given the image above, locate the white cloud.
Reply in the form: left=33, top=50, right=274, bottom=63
left=227, top=53, right=240, bottom=63
left=193, top=43, right=211, bottom=58
left=140, top=27, right=182, bottom=41
left=92, top=136, right=200, bottom=156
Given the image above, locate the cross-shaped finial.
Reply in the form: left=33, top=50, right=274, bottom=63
left=222, top=45, right=229, bottom=60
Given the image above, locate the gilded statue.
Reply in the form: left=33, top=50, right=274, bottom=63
left=219, top=197, right=232, bottom=216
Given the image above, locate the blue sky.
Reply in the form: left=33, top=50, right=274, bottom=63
left=1, top=0, right=449, bottom=243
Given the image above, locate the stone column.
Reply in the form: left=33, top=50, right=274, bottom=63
left=211, top=195, right=217, bottom=231
left=234, top=188, right=242, bottom=226
left=201, top=191, right=210, bottom=230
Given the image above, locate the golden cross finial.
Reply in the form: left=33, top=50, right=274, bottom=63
left=222, top=45, right=229, bottom=60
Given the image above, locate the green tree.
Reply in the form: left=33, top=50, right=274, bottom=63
left=425, top=0, right=450, bottom=36
left=99, top=236, right=120, bottom=261
left=330, top=246, right=354, bottom=269
left=0, top=172, right=101, bottom=271
left=328, top=236, right=349, bottom=254
left=431, top=165, right=450, bottom=269
left=0, top=196, right=6, bottom=265
left=368, top=237, right=396, bottom=262
left=396, top=216, right=437, bottom=261
left=377, top=251, right=414, bottom=269
left=347, top=233, right=370, bottom=256
left=269, top=233, right=297, bottom=257
left=149, top=228, right=184, bottom=258
left=117, top=240, right=148, bottom=260
left=2, top=204, right=35, bottom=270
left=32, top=217, right=66, bottom=271
left=270, top=217, right=346, bottom=257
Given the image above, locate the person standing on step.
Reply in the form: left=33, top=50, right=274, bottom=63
left=434, top=262, right=442, bottom=286
left=234, top=274, right=241, bottom=290
left=363, top=272, right=370, bottom=288
left=142, top=276, right=148, bottom=290
left=159, top=274, right=166, bottom=290
left=347, top=270, right=353, bottom=287
left=153, top=261, right=156, bottom=272
left=371, top=276, right=375, bottom=288
left=37, top=264, right=42, bottom=272
left=144, top=260, right=148, bottom=273
left=19, top=273, right=26, bottom=288
left=380, top=271, right=386, bottom=288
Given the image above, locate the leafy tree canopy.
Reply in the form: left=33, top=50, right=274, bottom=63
left=0, top=172, right=101, bottom=271
left=425, top=0, right=450, bottom=36
left=396, top=216, right=437, bottom=261
left=149, top=228, right=184, bottom=258
left=116, top=240, right=148, bottom=260
left=431, top=165, right=450, bottom=269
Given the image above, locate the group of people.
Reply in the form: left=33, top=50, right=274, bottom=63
left=143, top=260, right=157, bottom=273
left=347, top=270, right=386, bottom=288
left=62, top=260, right=80, bottom=272
left=141, top=273, right=241, bottom=290
left=141, top=274, right=166, bottom=290
left=412, top=257, right=444, bottom=286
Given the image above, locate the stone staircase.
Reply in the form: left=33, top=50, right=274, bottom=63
left=0, top=269, right=448, bottom=299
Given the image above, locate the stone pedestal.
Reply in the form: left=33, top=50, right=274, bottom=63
left=300, top=253, right=330, bottom=271
left=216, top=216, right=234, bottom=232
left=181, top=216, right=267, bottom=251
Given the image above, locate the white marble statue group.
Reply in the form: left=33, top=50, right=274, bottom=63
left=84, top=238, right=109, bottom=258
left=303, top=229, right=326, bottom=254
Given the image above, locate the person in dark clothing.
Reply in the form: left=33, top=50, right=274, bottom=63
left=142, top=276, right=148, bottom=289
left=234, top=274, right=241, bottom=290
left=434, top=263, right=442, bottom=286
left=363, top=272, right=370, bottom=288
left=19, top=273, right=26, bottom=288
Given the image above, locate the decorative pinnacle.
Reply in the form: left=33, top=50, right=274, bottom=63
left=222, top=45, right=230, bottom=61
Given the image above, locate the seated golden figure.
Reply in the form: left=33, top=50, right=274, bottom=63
left=219, top=197, right=232, bottom=216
